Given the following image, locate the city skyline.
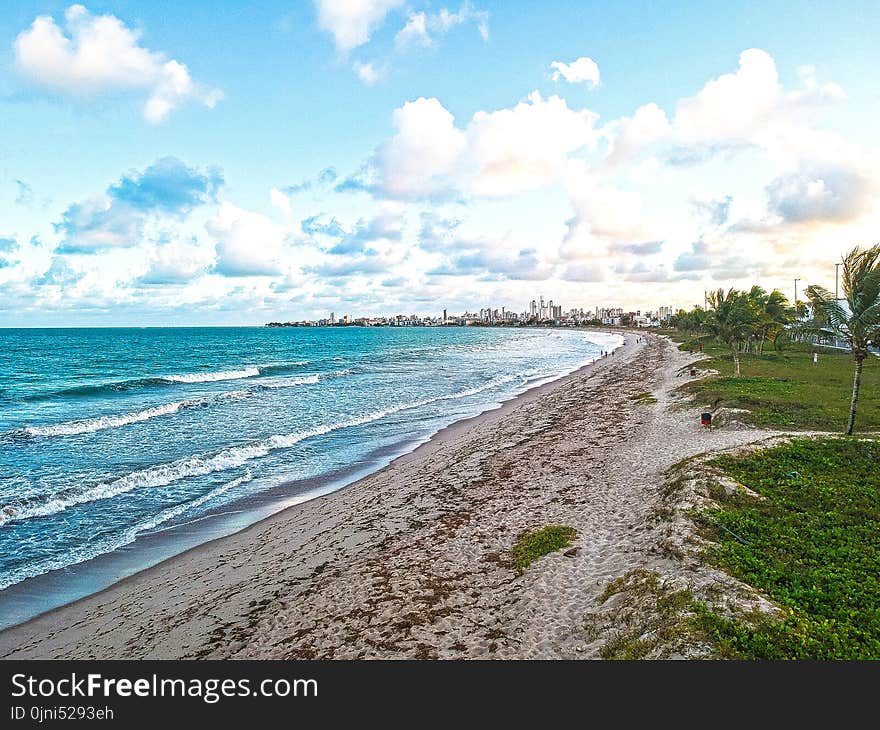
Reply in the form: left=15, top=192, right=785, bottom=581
left=1, top=1, right=878, bottom=326
left=267, top=294, right=675, bottom=328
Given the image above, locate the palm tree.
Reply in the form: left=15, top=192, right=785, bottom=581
left=747, top=286, right=791, bottom=354
left=705, top=288, right=756, bottom=376
left=806, top=244, right=880, bottom=435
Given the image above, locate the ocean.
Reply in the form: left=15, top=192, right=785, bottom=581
left=0, top=326, right=622, bottom=626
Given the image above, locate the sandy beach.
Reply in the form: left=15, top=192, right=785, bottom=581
left=0, top=331, right=778, bottom=659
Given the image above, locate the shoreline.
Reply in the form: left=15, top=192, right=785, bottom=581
left=0, top=329, right=627, bottom=637
left=2, top=330, right=778, bottom=659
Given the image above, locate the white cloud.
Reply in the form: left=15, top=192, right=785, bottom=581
left=208, top=203, right=289, bottom=277
left=353, top=61, right=381, bottom=85
left=270, top=188, right=292, bottom=215
left=314, top=0, right=404, bottom=53
left=560, top=262, right=606, bottom=282
left=765, top=161, right=876, bottom=225
left=395, top=11, right=430, bottom=48
left=788, top=65, right=847, bottom=108
left=395, top=3, right=489, bottom=49
left=564, top=162, right=646, bottom=253
left=139, top=239, right=214, bottom=285
left=672, top=48, right=779, bottom=146
left=14, top=4, right=222, bottom=123
left=378, top=97, right=467, bottom=198
left=467, top=92, right=598, bottom=196
left=377, top=91, right=596, bottom=199
left=550, top=57, right=600, bottom=88
left=602, top=102, right=670, bottom=167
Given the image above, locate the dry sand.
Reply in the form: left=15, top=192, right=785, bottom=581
left=0, top=331, right=780, bottom=659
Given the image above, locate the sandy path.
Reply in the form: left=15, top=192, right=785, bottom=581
left=0, top=332, right=776, bottom=659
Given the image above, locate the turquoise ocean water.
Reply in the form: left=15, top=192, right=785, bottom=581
left=0, top=326, right=622, bottom=626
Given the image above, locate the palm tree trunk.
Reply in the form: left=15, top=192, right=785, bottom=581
left=732, top=348, right=741, bottom=376
left=846, top=355, right=865, bottom=435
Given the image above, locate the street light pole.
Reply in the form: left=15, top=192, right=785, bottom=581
left=835, top=263, right=842, bottom=300
left=794, top=278, right=800, bottom=319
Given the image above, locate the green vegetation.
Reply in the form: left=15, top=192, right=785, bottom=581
left=679, top=338, right=880, bottom=431
left=629, top=391, right=658, bottom=404
left=590, top=569, right=710, bottom=660
left=511, top=526, right=577, bottom=572
left=668, top=244, right=880, bottom=433
left=697, top=438, right=880, bottom=659
left=806, top=245, right=880, bottom=434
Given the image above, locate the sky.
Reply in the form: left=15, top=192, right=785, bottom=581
left=0, top=0, right=878, bottom=326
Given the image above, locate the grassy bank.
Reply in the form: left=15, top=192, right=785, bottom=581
left=664, top=331, right=880, bottom=431
left=696, top=438, right=880, bottom=659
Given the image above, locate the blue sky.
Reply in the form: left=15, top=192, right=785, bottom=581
left=1, top=1, right=878, bottom=325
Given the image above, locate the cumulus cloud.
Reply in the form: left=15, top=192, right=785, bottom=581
left=55, top=197, right=144, bottom=254
left=33, top=256, right=84, bottom=287
left=108, top=157, right=223, bottom=215
left=788, top=65, right=847, bottom=108
left=208, top=202, right=288, bottom=277
left=467, top=92, right=598, bottom=196
left=378, top=97, right=467, bottom=198
left=14, top=4, right=222, bottom=123
left=55, top=157, right=222, bottom=254
left=376, top=92, right=596, bottom=199
left=550, top=57, right=600, bottom=88
left=597, top=48, right=851, bottom=173
left=673, top=49, right=779, bottom=147
left=564, top=164, right=645, bottom=251
left=765, top=162, right=875, bottom=224
left=137, top=238, right=215, bottom=285
left=601, top=103, right=670, bottom=166
left=395, top=3, right=489, bottom=49
left=314, top=0, right=404, bottom=52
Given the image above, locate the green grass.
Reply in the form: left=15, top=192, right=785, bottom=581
left=511, top=526, right=577, bottom=572
left=675, top=335, right=880, bottom=431
left=696, top=438, right=880, bottom=659
left=629, top=391, right=658, bottom=404
left=591, top=569, right=709, bottom=659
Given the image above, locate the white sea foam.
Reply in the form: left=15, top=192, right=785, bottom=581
left=257, top=374, right=320, bottom=389
left=0, top=472, right=253, bottom=591
left=19, top=391, right=251, bottom=438
left=0, top=377, right=518, bottom=527
left=162, top=367, right=261, bottom=383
